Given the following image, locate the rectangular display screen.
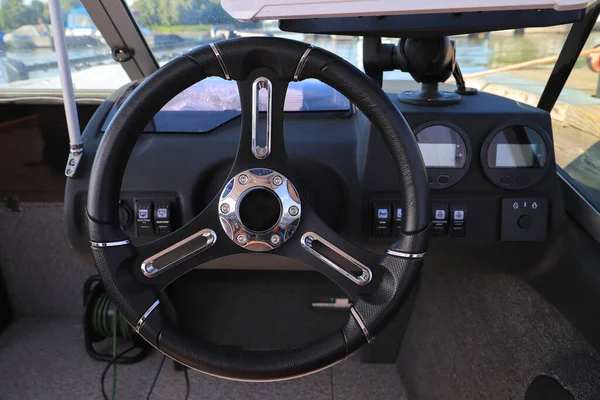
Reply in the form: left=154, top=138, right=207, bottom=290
left=418, top=143, right=458, bottom=168
left=495, top=144, right=536, bottom=167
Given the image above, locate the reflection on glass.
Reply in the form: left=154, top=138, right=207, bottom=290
left=487, top=125, right=546, bottom=169
left=416, top=125, right=467, bottom=168
left=495, top=144, right=538, bottom=167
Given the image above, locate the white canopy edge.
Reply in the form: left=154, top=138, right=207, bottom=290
left=222, top=0, right=593, bottom=22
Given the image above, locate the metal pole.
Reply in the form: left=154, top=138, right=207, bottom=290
left=47, top=0, right=83, bottom=178
left=538, top=1, right=600, bottom=111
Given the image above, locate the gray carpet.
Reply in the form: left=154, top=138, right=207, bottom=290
left=0, top=203, right=93, bottom=317
left=0, top=318, right=406, bottom=400
left=3, top=203, right=600, bottom=399
left=397, top=265, right=600, bottom=400
left=0, top=203, right=406, bottom=399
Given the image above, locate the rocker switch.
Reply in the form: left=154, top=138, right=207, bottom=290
left=135, top=201, right=154, bottom=237
left=393, top=202, right=403, bottom=235
left=154, top=202, right=172, bottom=236
left=372, top=201, right=392, bottom=237
left=449, top=203, right=467, bottom=237
left=432, top=203, right=449, bottom=236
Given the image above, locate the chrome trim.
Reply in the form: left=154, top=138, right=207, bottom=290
left=210, top=43, right=231, bottom=80
left=293, top=45, right=315, bottom=82
left=218, top=168, right=301, bottom=252
left=350, top=307, right=373, bottom=343
left=136, top=299, right=160, bottom=332
left=386, top=249, right=427, bottom=259
left=141, top=229, right=217, bottom=278
left=251, top=77, right=272, bottom=160
left=90, top=239, right=131, bottom=248
left=300, top=232, right=372, bottom=286
left=69, top=143, right=84, bottom=153
left=558, top=168, right=600, bottom=244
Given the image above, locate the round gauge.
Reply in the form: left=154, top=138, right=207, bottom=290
left=415, top=122, right=471, bottom=189
left=481, top=122, right=551, bottom=189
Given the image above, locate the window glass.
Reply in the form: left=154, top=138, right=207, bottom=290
left=127, top=0, right=363, bottom=68
left=551, top=31, right=600, bottom=208
left=0, top=1, right=129, bottom=91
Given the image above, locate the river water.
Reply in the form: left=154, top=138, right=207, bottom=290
left=3, top=29, right=600, bottom=86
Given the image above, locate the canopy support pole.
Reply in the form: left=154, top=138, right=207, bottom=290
left=48, top=0, right=83, bottom=178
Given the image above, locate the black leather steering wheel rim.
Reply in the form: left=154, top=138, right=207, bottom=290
left=87, top=37, right=431, bottom=381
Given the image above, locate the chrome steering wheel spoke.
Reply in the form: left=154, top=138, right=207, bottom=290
left=276, top=204, right=380, bottom=299
left=230, top=68, right=292, bottom=176
left=134, top=198, right=243, bottom=290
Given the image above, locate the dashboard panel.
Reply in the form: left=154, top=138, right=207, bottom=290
left=65, top=81, right=565, bottom=275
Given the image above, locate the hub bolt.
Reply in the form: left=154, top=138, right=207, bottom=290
left=238, top=174, right=248, bottom=185
left=220, top=203, right=230, bottom=214
left=236, top=234, right=248, bottom=244
left=272, top=176, right=283, bottom=186
left=288, top=206, right=299, bottom=216
left=270, top=234, right=281, bottom=245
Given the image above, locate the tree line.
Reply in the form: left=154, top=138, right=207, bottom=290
left=0, top=0, right=233, bottom=32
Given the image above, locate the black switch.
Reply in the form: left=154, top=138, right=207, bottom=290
left=517, top=215, right=532, bottom=229
left=449, top=203, right=467, bottom=237
left=392, top=201, right=403, bottom=235
left=135, top=200, right=154, bottom=237
left=372, top=201, right=392, bottom=237
left=154, top=202, right=172, bottom=236
left=431, top=203, right=449, bottom=236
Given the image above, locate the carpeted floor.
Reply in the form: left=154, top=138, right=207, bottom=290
left=0, top=203, right=407, bottom=400
left=0, top=318, right=406, bottom=400
left=3, top=203, right=600, bottom=399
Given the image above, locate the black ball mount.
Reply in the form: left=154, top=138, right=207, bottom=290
left=395, top=37, right=461, bottom=106
left=362, top=36, right=478, bottom=106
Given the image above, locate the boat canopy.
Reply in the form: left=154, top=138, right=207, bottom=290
left=222, top=0, right=594, bottom=22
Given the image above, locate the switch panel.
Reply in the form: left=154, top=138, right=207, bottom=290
left=135, top=200, right=154, bottom=237
left=372, top=201, right=392, bottom=237
left=431, top=203, right=449, bottom=237
left=370, top=198, right=467, bottom=239
left=449, top=203, right=468, bottom=237
left=154, top=201, right=172, bottom=236
left=501, top=198, right=548, bottom=242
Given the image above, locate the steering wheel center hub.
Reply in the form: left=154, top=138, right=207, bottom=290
left=218, top=168, right=301, bottom=252
left=238, top=187, right=281, bottom=232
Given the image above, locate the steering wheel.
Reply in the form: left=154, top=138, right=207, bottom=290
left=87, top=37, right=431, bottom=381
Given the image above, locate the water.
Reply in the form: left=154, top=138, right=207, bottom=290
left=3, top=30, right=600, bottom=86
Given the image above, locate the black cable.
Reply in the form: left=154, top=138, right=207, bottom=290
left=146, top=355, right=167, bottom=400
left=101, top=346, right=138, bottom=400
left=183, top=367, right=190, bottom=400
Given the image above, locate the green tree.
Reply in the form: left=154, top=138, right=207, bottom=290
left=131, top=0, right=235, bottom=27
left=27, top=0, right=49, bottom=24
left=0, top=0, right=30, bottom=30
left=60, top=0, right=82, bottom=13
left=156, top=0, right=179, bottom=26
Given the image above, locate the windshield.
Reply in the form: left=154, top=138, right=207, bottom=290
left=0, top=1, right=598, bottom=96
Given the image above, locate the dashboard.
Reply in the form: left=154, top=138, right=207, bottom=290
left=65, top=80, right=565, bottom=273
